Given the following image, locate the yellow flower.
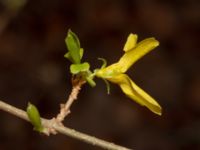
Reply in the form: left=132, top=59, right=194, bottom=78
left=95, top=34, right=162, bottom=115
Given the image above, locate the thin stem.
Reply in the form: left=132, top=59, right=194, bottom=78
left=56, top=78, right=85, bottom=122
left=0, top=100, right=131, bottom=150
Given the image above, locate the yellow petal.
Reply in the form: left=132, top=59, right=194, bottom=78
left=95, top=63, right=121, bottom=78
left=118, top=37, right=159, bottom=73
left=107, top=74, right=162, bottom=115
left=123, top=33, right=138, bottom=52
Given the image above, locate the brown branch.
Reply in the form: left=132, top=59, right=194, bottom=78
left=56, top=77, right=86, bottom=123
left=0, top=100, right=131, bottom=150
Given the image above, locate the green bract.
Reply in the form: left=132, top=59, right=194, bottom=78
left=70, top=62, right=90, bottom=74
left=26, top=103, right=44, bottom=132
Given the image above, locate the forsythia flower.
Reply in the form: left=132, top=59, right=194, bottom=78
left=95, top=34, right=162, bottom=115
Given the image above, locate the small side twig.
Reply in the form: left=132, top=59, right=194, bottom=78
left=56, top=76, right=86, bottom=123
left=0, top=100, right=131, bottom=150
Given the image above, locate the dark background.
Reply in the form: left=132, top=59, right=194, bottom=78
left=0, top=0, right=200, bottom=149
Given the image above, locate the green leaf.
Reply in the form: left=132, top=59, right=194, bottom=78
left=26, top=103, right=43, bottom=132
left=70, top=62, right=90, bottom=74
left=65, top=29, right=81, bottom=64
left=86, top=76, right=96, bottom=87
left=64, top=52, right=73, bottom=62
left=64, top=48, right=84, bottom=63
left=80, top=48, right=84, bottom=59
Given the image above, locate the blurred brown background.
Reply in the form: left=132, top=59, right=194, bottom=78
left=0, top=0, right=200, bottom=149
